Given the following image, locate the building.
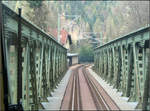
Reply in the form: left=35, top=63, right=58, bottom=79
left=67, top=53, right=79, bottom=66
left=60, top=29, right=72, bottom=49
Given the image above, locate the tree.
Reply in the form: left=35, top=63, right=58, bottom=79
left=4, top=1, right=149, bottom=43
left=27, top=1, right=42, bottom=8
left=78, top=42, right=94, bottom=63
left=26, top=1, right=49, bottom=32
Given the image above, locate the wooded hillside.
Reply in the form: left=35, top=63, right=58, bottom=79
left=3, top=1, right=149, bottom=44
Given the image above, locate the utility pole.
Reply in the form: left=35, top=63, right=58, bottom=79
left=57, top=13, right=60, bottom=43
left=99, top=32, right=103, bottom=46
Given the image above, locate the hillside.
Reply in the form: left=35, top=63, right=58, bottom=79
left=3, top=1, right=149, bottom=47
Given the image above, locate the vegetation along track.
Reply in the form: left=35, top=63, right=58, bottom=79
left=61, top=65, right=120, bottom=110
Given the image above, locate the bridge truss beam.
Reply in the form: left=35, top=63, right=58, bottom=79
left=0, top=3, right=67, bottom=110
left=94, top=26, right=150, bottom=110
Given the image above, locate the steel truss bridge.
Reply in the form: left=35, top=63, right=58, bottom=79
left=94, top=26, right=150, bottom=110
left=0, top=3, right=67, bottom=110
left=0, top=2, right=150, bottom=110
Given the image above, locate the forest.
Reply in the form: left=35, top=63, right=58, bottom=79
left=3, top=1, right=149, bottom=41
left=3, top=1, right=149, bottom=62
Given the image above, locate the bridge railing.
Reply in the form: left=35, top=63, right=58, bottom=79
left=94, top=26, right=150, bottom=110
left=0, top=3, right=67, bottom=110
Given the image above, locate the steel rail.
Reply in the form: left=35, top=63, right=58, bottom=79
left=70, top=65, right=118, bottom=110
left=71, top=75, right=75, bottom=110
left=82, top=66, right=109, bottom=110
left=86, top=67, right=120, bottom=110
left=76, top=70, right=81, bottom=109
left=70, top=65, right=82, bottom=110
left=74, top=66, right=82, bottom=110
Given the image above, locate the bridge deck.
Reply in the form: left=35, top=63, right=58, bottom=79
left=88, top=66, right=137, bottom=110
left=44, top=64, right=139, bottom=110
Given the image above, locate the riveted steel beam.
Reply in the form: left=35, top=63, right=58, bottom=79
left=1, top=3, right=67, bottom=110
left=94, top=26, right=150, bottom=110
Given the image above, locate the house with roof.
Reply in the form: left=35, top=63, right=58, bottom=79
left=60, top=28, right=79, bottom=66
left=60, top=28, right=72, bottom=50
left=47, top=27, right=78, bottom=66
left=67, top=53, right=79, bottom=66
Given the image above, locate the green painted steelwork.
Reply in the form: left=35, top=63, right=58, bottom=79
left=94, top=26, right=150, bottom=110
left=0, top=3, right=67, bottom=110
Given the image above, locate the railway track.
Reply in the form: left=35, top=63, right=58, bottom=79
left=61, top=65, right=120, bottom=110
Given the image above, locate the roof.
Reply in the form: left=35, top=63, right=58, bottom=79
left=61, top=29, right=68, bottom=45
left=47, top=27, right=72, bottom=45
left=67, top=53, right=79, bottom=57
